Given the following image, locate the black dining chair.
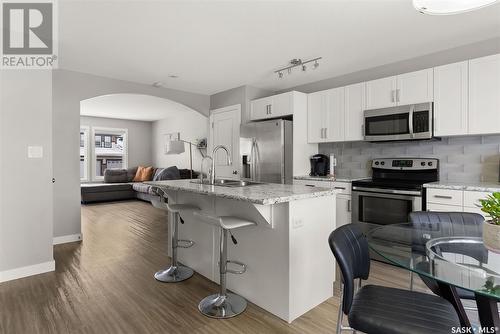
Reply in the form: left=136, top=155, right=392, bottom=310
left=329, top=224, right=461, bottom=334
left=409, top=211, right=487, bottom=311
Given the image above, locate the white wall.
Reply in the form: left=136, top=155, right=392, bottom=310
left=53, top=69, right=210, bottom=240
left=152, top=112, right=208, bottom=172
left=79, top=116, right=153, bottom=173
left=0, top=70, right=54, bottom=280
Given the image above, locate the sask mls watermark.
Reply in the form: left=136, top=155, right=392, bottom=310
left=1, top=0, right=58, bottom=69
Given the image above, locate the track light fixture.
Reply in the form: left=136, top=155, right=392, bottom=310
left=275, top=57, right=322, bottom=79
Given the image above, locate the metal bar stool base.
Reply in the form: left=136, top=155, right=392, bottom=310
left=154, top=265, right=194, bottom=283
left=198, top=292, right=247, bottom=319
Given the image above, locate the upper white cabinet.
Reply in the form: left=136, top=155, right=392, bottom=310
left=365, top=76, right=397, bottom=110
left=307, top=90, right=328, bottom=143
left=365, top=69, right=433, bottom=110
left=325, top=87, right=345, bottom=142
left=250, top=92, right=292, bottom=121
left=344, top=83, right=365, bottom=142
left=433, top=61, right=468, bottom=137
left=308, top=87, right=355, bottom=143
left=396, top=69, right=433, bottom=105
left=468, top=54, right=500, bottom=135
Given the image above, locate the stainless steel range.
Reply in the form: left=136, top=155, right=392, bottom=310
left=352, top=158, right=439, bottom=226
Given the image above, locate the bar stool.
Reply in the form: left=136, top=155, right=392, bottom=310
left=154, top=199, right=199, bottom=283
left=193, top=211, right=256, bottom=319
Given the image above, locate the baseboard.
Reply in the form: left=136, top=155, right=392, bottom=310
left=0, top=260, right=55, bottom=283
left=53, top=233, right=82, bottom=245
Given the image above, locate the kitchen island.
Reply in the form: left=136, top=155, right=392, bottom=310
left=146, top=179, right=336, bottom=323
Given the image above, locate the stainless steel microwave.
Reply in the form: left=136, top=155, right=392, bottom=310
left=363, top=102, right=433, bottom=142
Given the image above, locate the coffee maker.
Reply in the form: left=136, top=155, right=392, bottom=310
left=309, top=154, right=330, bottom=176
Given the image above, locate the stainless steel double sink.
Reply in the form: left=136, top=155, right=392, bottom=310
left=190, top=179, right=261, bottom=187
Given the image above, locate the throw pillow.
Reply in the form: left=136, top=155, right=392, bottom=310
left=133, top=166, right=154, bottom=182
left=103, top=169, right=128, bottom=183
left=154, top=166, right=180, bottom=181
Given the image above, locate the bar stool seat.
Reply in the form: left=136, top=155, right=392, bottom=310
left=193, top=211, right=256, bottom=319
left=154, top=201, right=199, bottom=283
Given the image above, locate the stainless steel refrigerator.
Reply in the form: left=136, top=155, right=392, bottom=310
left=240, top=119, right=293, bottom=184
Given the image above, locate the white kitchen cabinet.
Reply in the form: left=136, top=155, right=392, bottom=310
left=344, top=83, right=366, bottom=141
left=336, top=195, right=352, bottom=227
left=250, top=97, right=271, bottom=121
left=396, top=69, right=433, bottom=105
left=468, top=54, right=500, bottom=135
left=365, top=69, right=433, bottom=110
left=325, top=87, right=345, bottom=142
left=365, top=76, right=397, bottom=110
left=307, top=90, right=328, bottom=143
left=433, top=61, right=469, bottom=137
left=250, top=92, right=292, bottom=121
left=426, top=188, right=492, bottom=219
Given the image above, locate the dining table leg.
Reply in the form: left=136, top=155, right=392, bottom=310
left=436, top=281, right=472, bottom=329
left=475, top=293, right=499, bottom=333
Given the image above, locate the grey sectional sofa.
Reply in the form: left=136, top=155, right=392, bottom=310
left=81, top=166, right=198, bottom=204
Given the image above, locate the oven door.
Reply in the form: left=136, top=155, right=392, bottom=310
left=351, top=188, right=422, bottom=226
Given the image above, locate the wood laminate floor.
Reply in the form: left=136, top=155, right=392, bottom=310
left=0, top=200, right=439, bottom=334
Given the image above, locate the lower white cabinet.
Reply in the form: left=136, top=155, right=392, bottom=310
left=293, top=179, right=351, bottom=226
left=426, top=188, right=490, bottom=218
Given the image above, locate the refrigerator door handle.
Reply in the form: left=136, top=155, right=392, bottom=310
left=250, top=138, right=257, bottom=181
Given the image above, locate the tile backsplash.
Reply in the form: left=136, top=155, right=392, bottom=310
left=319, top=135, right=500, bottom=182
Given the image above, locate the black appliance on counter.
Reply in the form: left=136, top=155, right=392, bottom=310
left=309, top=154, right=330, bottom=176
left=351, top=158, right=439, bottom=262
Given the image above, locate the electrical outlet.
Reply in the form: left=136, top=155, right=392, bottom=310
left=28, top=146, right=43, bottom=158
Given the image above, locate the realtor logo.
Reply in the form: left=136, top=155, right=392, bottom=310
left=2, top=1, right=57, bottom=69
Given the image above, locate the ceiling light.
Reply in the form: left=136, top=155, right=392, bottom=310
left=168, top=75, right=179, bottom=78
left=274, top=57, right=322, bottom=79
left=152, top=81, right=164, bottom=88
left=413, top=0, right=499, bottom=15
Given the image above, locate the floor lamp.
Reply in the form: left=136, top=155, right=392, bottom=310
left=164, top=138, right=195, bottom=179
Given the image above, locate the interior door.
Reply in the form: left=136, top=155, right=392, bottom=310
left=209, top=105, right=241, bottom=179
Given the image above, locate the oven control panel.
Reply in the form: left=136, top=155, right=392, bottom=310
left=372, top=158, right=438, bottom=170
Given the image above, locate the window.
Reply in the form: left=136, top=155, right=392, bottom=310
left=80, top=126, right=89, bottom=181
left=91, top=127, right=128, bottom=180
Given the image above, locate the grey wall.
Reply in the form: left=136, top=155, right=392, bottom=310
left=53, top=69, right=210, bottom=239
left=80, top=116, right=153, bottom=172
left=320, top=135, right=500, bottom=183
left=284, top=37, right=500, bottom=94
left=1, top=70, right=53, bottom=274
left=210, top=85, right=273, bottom=123
left=152, top=112, right=208, bottom=171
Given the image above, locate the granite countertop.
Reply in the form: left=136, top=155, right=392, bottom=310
left=293, top=175, right=367, bottom=183
left=146, top=179, right=336, bottom=205
left=424, top=181, right=500, bottom=193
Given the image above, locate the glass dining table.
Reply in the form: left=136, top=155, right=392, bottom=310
left=365, top=223, right=500, bottom=332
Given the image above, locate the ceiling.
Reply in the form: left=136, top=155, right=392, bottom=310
left=59, top=0, right=500, bottom=95
left=80, top=94, right=203, bottom=121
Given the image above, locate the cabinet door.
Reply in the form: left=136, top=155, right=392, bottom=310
left=365, top=76, right=397, bottom=110
left=344, top=83, right=365, bottom=141
left=426, top=203, right=463, bottom=212
left=468, top=54, right=500, bottom=135
left=396, top=68, right=433, bottom=105
left=270, top=92, right=292, bottom=118
left=325, top=87, right=345, bottom=142
left=433, top=61, right=468, bottom=136
left=250, top=97, right=272, bottom=121
left=307, top=91, right=327, bottom=143
left=336, top=195, right=352, bottom=227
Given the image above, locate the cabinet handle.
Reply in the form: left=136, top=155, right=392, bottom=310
left=305, top=184, right=315, bottom=187
left=396, top=89, right=400, bottom=103
left=347, top=199, right=351, bottom=213
left=391, top=90, right=395, bottom=103
left=334, top=186, right=346, bottom=190
left=324, top=128, right=327, bottom=138
left=268, top=105, right=272, bottom=114
left=434, top=195, right=453, bottom=199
